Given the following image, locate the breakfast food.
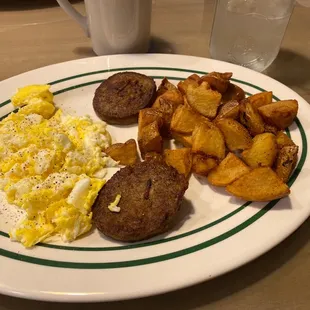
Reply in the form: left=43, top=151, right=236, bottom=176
left=226, top=167, right=290, bottom=201
left=152, top=87, right=184, bottom=136
left=0, top=85, right=116, bottom=247
left=105, top=139, right=139, bottom=166
left=93, top=72, right=156, bottom=124
left=137, top=72, right=299, bottom=202
left=207, top=152, right=251, bottom=187
left=1, top=69, right=300, bottom=248
left=93, top=161, right=188, bottom=242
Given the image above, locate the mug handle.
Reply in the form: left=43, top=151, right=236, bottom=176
left=56, top=0, right=90, bottom=37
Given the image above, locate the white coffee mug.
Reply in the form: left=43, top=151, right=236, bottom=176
left=56, top=0, right=152, bottom=55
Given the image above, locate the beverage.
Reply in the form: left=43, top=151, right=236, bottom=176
left=209, top=0, right=295, bottom=72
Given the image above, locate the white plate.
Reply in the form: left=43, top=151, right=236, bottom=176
left=0, top=54, right=309, bottom=303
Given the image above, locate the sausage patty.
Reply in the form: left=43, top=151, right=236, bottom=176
left=93, top=161, right=188, bottom=242
left=93, top=72, right=156, bottom=124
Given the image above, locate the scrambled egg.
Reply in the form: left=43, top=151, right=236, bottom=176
left=0, top=84, right=117, bottom=247
left=108, top=194, right=121, bottom=213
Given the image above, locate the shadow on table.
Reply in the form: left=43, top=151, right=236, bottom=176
left=72, top=36, right=175, bottom=58
left=265, top=48, right=310, bottom=89
left=0, top=0, right=81, bottom=11
left=1, top=217, right=309, bottom=310
left=73, top=46, right=96, bottom=58
left=148, top=36, right=175, bottom=54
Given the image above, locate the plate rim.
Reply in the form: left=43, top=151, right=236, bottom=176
left=0, top=54, right=309, bottom=302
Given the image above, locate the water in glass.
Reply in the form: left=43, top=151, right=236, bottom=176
left=209, top=0, right=295, bottom=71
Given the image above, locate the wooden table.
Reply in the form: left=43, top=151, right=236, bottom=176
left=1, top=1, right=310, bottom=309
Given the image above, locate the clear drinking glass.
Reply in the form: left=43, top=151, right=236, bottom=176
left=209, top=0, right=296, bottom=72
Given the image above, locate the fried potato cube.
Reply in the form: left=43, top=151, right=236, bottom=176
left=192, top=122, right=226, bottom=160
left=188, top=74, right=201, bottom=81
left=152, top=95, right=181, bottom=136
left=192, top=154, right=217, bottom=176
left=177, top=74, right=200, bottom=95
left=157, top=77, right=177, bottom=96
left=215, top=118, right=252, bottom=151
left=247, top=91, right=273, bottom=110
left=275, top=145, right=298, bottom=183
left=105, top=139, right=139, bottom=166
left=138, top=121, right=162, bottom=158
left=207, top=152, right=250, bottom=186
left=239, top=99, right=265, bottom=136
left=153, top=89, right=183, bottom=131
left=276, top=131, right=296, bottom=149
left=264, top=123, right=278, bottom=135
left=164, top=148, right=192, bottom=177
left=186, top=83, right=221, bottom=119
left=170, top=105, right=206, bottom=135
left=226, top=167, right=290, bottom=201
left=183, top=95, right=190, bottom=108
left=144, top=152, right=164, bottom=162
left=258, top=100, right=298, bottom=130
left=171, top=132, right=192, bottom=147
left=199, top=72, right=232, bottom=93
left=153, top=97, right=176, bottom=121
left=221, top=83, right=245, bottom=103
left=138, top=108, right=164, bottom=136
left=155, top=89, right=184, bottom=106
left=241, top=133, right=277, bottom=168
left=215, top=100, right=240, bottom=120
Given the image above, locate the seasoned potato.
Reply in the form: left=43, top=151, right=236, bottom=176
left=276, top=131, right=296, bottom=149
left=183, top=95, right=190, bottom=108
left=171, top=132, right=192, bottom=147
left=153, top=89, right=184, bottom=107
left=138, top=121, right=162, bottom=158
left=222, top=82, right=246, bottom=103
left=164, top=148, right=192, bottom=177
left=199, top=72, right=232, bottom=93
left=192, top=154, right=217, bottom=176
left=144, top=152, right=164, bottom=162
left=241, top=133, right=277, bottom=168
left=275, top=145, right=298, bottom=183
left=170, top=105, right=206, bottom=134
left=138, top=108, right=164, bottom=136
left=186, top=83, right=222, bottom=119
left=177, top=74, right=200, bottom=95
left=187, top=74, right=200, bottom=81
left=247, top=91, right=273, bottom=110
left=239, top=99, right=265, bottom=136
left=192, top=122, right=226, bottom=160
left=153, top=93, right=182, bottom=136
left=105, top=139, right=139, bottom=166
left=258, top=100, right=298, bottom=130
left=157, top=77, right=177, bottom=96
left=153, top=98, right=176, bottom=126
left=215, top=100, right=240, bottom=120
left=215, top=118, right=252, bottom=151
left=264, top=123, right=278, bottom=135
left=207, top=152, right=250, bottom=186
left=226, top=167, right=290, bottom=201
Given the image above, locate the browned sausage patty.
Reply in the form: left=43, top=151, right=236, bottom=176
left=93, top=72, right=156, bottom=124
left=93, top=161, right=188, bottom=242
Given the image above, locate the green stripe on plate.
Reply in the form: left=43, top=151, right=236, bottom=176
left=0, top=99, right=10, bottom=108
left=0, top=67, right=305, bottom=268
left=0, top=201, right=275, bottom=269
left=0, top=75, right=268, bottom=252
left=0, top=203, right=250, bottom=251
left=0, top=117, right=305, bottom=268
